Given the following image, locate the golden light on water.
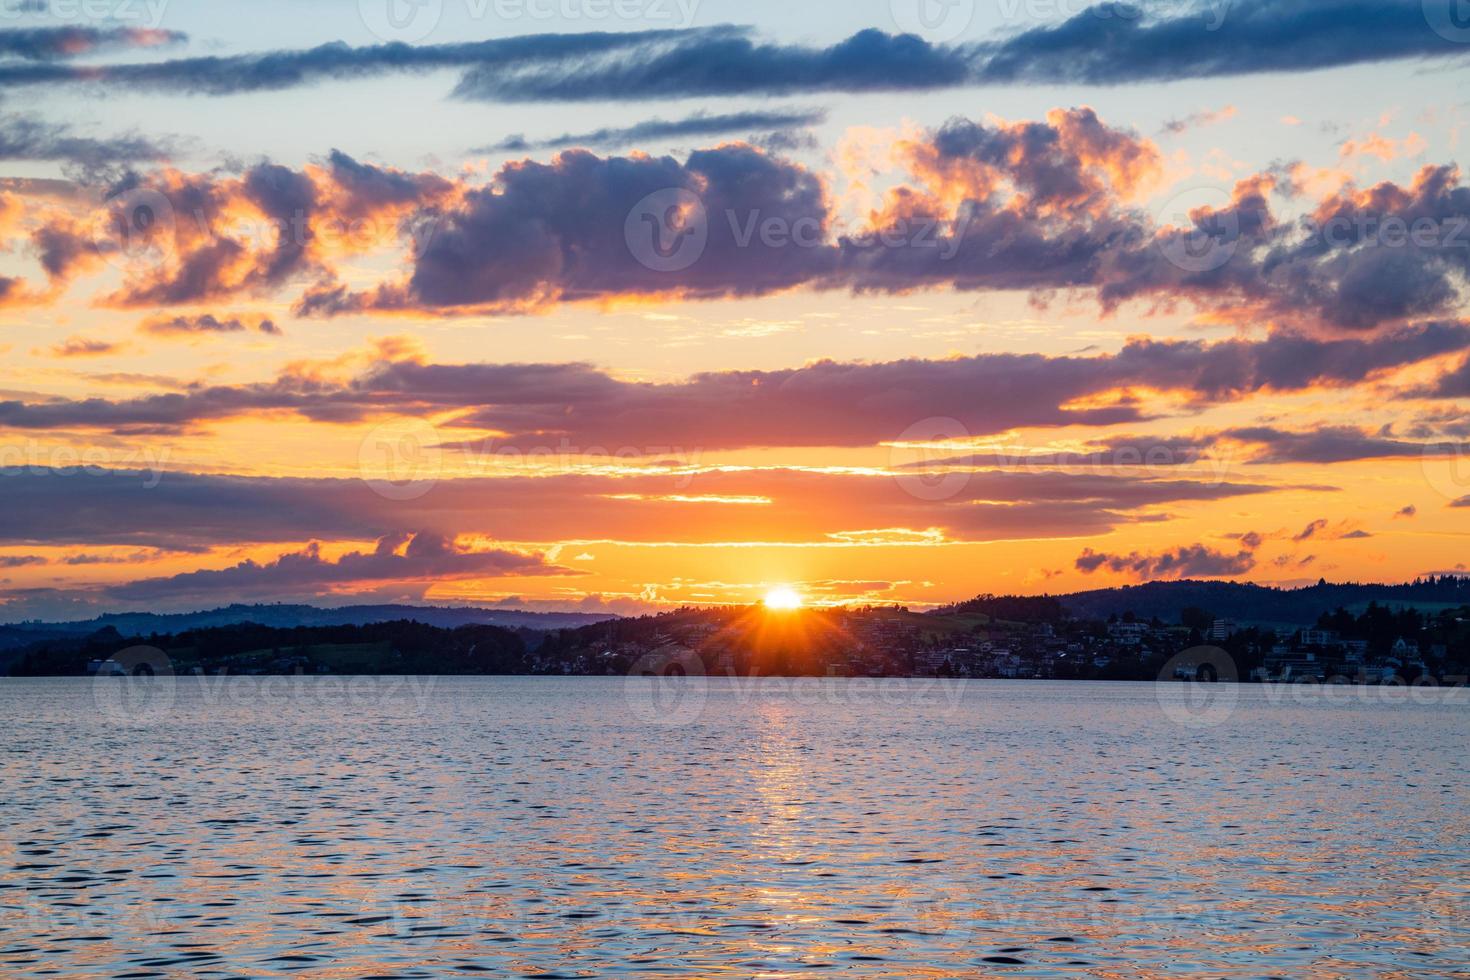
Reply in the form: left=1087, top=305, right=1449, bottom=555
left=763, top=587, right=804, bottom=611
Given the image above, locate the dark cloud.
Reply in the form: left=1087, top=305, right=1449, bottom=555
left=90, top=152, right=453, bottom=308
left=975, top=0, right=1464, bottom=86
left=15, top=109, right=1463, bottom=332
left=0, top=25, right=185, bottom=61
left=0, top=555, right=46, bottom=568
left=49, top=336, right=117, bottom=357
left=0, top=5, right=1463, bottom=102
left=1395, top=505, right=1418, bottom=518
left=478, top=108, right=827, bottom=153
left=0, top=465, right=1285, bottom=553
left=300, top=143, right=833, bottom=314
left=1417, top=356, right=1470, bottom=398
left=141, top=314, right=280, bottom=337
left=105, top=531, right=573, bottom=602
left=2, top=322, right=1465, bottom=443
left=0, top=27, right=718, bottom=94
left=453, top=28, right=974, bottom=101
left=1222, top=424, right=1470, bottom=464
left=1293, top=518, right=1329, bottom=542
left=293, top=123, right=1470, bottom=331
left=1075, top=543, right=1257, bottom=580
left=0, top=115, right=174, bottom=172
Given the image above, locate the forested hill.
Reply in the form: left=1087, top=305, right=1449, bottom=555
left=0, top=603, right=615, bottom=642
left=1039, top=577, right=1470, bottom=626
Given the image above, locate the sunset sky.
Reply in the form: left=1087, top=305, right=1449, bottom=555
left=2, top=0, right=1470, bottom=619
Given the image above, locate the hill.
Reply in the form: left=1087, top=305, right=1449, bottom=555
left=1051, top=577, right=1470, bottom=628
left=0, top=603, right=617, bottom=647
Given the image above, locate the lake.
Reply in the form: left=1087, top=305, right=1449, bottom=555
left=1, top=676, right=1466, bottom=977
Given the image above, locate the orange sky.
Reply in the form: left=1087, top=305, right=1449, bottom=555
left=2, top=10, right=1469, bottom=619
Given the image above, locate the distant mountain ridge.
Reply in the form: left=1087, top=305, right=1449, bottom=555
left=1051, top=577, right=1470, bottom=627
left=5, top=578, right=1468, bottom=649
left=0, top=603, right=618, bottom=643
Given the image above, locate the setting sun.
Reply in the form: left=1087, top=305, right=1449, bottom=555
left=763, top=587, right=804, bottom=611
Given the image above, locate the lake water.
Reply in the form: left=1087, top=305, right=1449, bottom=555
left=1, top=676, right=1466, bottom=978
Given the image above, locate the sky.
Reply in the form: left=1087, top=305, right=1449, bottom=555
left=1, top=0, right=1470, bottom=620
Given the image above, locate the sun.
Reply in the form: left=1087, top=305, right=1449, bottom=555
left=763, top=587, right=804, bottom=611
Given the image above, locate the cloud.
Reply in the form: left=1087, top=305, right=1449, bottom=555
left=103, top=531, right=575, bottom=602
left=1293, top=518, right=1330, bottom=542
left=70, top=151, right=456, bottom=308
left=0, top=4, right=1455, bottom=105
left=0, top=115, right=176, bottom=172
left=973, top=0, right=1468, bottom=86
left=1160, top=105, right=1237, bottom=135
left=1222, top=425, right=1470, bottom=464
left=0, top=27, right=717, bottom=94
left=297, top=123, right=1469, bottom=332
left=0, top=25, right=185, bottom=61
left=453, top=28, right=974, bottom=102
left=1394, top=505, right=1418, bottom=518
left=477, top=108, right=827, bottom=153
left=1417, top=356, right=1470, bottom=398
left=1451, top=496, right=1470, bottom=508
left=1288, top=519, right=1371, bottom=542
left=140, top=314, right=280, bottom=337
left=0, top=465, right=1287, bottom=552
left=48, top=336, right=118, bottom=357
left=0, top=554, right=46, bottom=568
left=15, top=107, right=1468, bottom=332
left=2, top=322, right=1462, bottom=443
left=1075, top=544, right=1258, bottom=580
